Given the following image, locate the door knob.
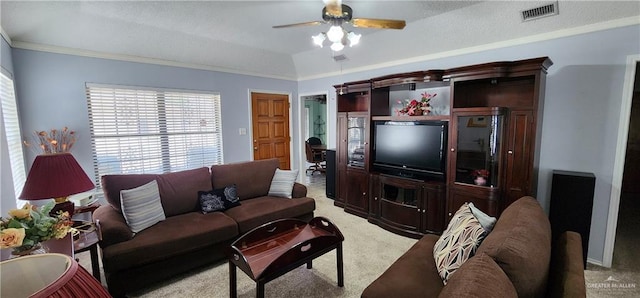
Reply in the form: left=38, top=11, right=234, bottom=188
left=254, top=147, right=258, bottom=150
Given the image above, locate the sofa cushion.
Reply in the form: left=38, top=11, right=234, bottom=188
left=198, top=185, right=241, bottom=214
left=476, top=196, right=552, bottom=298
left=101, top=211, right=238, bottom=273
left=434, top=203, right=486, bottom=284
left=362, top=234, right=444, bottom=298
left=120, top=180, right=166, bottom=233
left=439, top=253, right=518, bottom=298
left=223, top=196, right=315, bottom=234
left=211, top=158, right=279, bottom=201
left=156, top=168, right=213, bottom=217
left=546, top=231, right=586, bottom=298
left=101, top=167, right=212, bottom=217
left=268, top=168, right=299, bottom=198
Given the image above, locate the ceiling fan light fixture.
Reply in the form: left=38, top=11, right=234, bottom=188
left=330, top=42, right=345, bottom=52
left=327, top=25, right=344, bottom=43
left=347, top=32, right=361, bottom=47
left=312, top=33, right=326, bottom=47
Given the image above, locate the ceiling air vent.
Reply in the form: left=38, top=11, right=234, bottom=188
left=521, top=2, right=558, bottom=22
left=333, top=54, right=348, bottom=62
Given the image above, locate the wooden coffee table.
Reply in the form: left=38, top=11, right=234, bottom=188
left=227, top=217, right=344, bottom=298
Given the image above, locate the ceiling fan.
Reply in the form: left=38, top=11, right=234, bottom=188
left=273, top=0, right=406, bottom=51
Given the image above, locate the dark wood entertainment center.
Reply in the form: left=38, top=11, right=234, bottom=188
left=333, top=57, right=552, bottom=238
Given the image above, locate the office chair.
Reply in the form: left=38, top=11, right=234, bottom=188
left=305, top=139, right=325, bottom=174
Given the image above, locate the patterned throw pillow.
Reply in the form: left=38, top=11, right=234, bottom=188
left=433, top=203, right=487, bottom=284
left=198, top=184, right=240, bottom=214
left=268, top=168, right=299, bottom=198
left=120, top=180, right=166, bottom=233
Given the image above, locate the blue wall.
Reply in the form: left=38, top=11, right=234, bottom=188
left=299, top=24, right=640, bottom=264
left=5, top=24, right=640, bottom=264
left=11, top=49, right=300, bottom=183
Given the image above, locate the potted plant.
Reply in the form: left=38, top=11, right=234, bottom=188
left=397, top=92, right=436, bottom=116
left=0, top=201, right=72, bottom=256
left=471, top=169, right=490, bottom=186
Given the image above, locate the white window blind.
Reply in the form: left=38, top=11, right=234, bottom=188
left=86, top=84, right=223, bottom=186
left=0, top=71, right=26, bottom=205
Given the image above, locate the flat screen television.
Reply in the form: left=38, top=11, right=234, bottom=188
left=373, top=120, right=447, bottom=180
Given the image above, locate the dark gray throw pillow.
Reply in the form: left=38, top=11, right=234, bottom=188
left=198, top=184, right=240, bottom=214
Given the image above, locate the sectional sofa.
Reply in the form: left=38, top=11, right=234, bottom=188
left=362, top=196, right=586, bottom=298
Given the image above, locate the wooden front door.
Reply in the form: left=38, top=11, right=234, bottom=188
left=251, top=92, right=291, bottom=169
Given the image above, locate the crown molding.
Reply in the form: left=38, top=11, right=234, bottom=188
left=5, top=16, right=639, bottom=82
left=298, top=16, right=640, bottom=81
left=0, top=26, right=12, bottom=46
left=10, top=41, right=298, bottom=81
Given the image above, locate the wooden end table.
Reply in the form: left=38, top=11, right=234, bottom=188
left=227, top=217, right=344, bottom=298
left=72, top=220, right=101, bottom=280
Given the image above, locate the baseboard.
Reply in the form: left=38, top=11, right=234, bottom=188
left=587, top=257, right=604, bottom=267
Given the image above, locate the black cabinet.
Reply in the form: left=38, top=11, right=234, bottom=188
left=325, top=149, right=336, bottom=199
left=549, top=170, right=595, bottom=267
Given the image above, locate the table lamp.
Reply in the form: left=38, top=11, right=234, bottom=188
left=0, top=253, right=110, bottom=297
left=19, top=153, right=95, bottom=216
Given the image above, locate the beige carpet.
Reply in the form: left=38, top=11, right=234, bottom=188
left=583, top=192, right=640, bottom=298
left=76, top=177, right=640, bottom=297
left=78, top=179, right=417, bottom=297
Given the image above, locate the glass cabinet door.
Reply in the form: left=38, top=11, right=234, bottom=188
left=454, top=112, right=504, bottom=187
left=381, top=183, right=418, bottom=207
left=347, top=115, right=366, bottom=168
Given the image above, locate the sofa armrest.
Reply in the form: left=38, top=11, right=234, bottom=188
left=547, top=231, right=586, bottom=298
left=291, top=182, right=307, bottom=198
left=93, top=205, right=133, bottom=248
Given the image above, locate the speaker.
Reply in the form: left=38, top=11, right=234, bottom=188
left=325, top=149, right=336, bottom=199
left=549, top=170, right=595, bottom=267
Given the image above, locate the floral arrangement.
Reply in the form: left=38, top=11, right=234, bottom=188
left=23, top=127, right=76, bottom=154
left=397, top=92, right=436, bottom=116
left=472, top=169, right=490, bottom=178
left=0, top=201, right=72, bottom=253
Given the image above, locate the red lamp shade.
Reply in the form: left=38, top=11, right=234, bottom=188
left=0, top=254, right=110, bottom=297
left=19, top=153, right=94, bottom=200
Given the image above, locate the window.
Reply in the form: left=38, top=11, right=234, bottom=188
left=0, top=70, right=26, bottom=207
left=86, top=84, right=223, bottom=186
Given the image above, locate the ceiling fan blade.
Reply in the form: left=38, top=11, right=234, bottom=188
left=273, top=21, right=323, bottom=29
left=323, top=0, right=343, bottom=17
left=351, top=18, right=406, bottom=30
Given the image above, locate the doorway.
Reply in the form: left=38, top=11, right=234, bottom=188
left=250, top=92, right=291, bottom=170
left=300, top=93, right=328, bottom=175
left=604, top=56, right=640, bottom=268
left=612, top=61, right=640, bottom=270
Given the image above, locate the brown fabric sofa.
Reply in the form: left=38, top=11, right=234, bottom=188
left=92, top=158, right=315, bottom=297
left=362, top=196, right=586, bottom=298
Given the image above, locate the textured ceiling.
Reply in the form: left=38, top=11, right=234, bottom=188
left=1, top=1, right=639, bottom=80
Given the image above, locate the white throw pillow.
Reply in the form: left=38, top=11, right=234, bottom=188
left=268, top=168, right=299, bottom=198
left=468, top=202, right=497, bottom=233
left=120, top=180, right=166, bottom=233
